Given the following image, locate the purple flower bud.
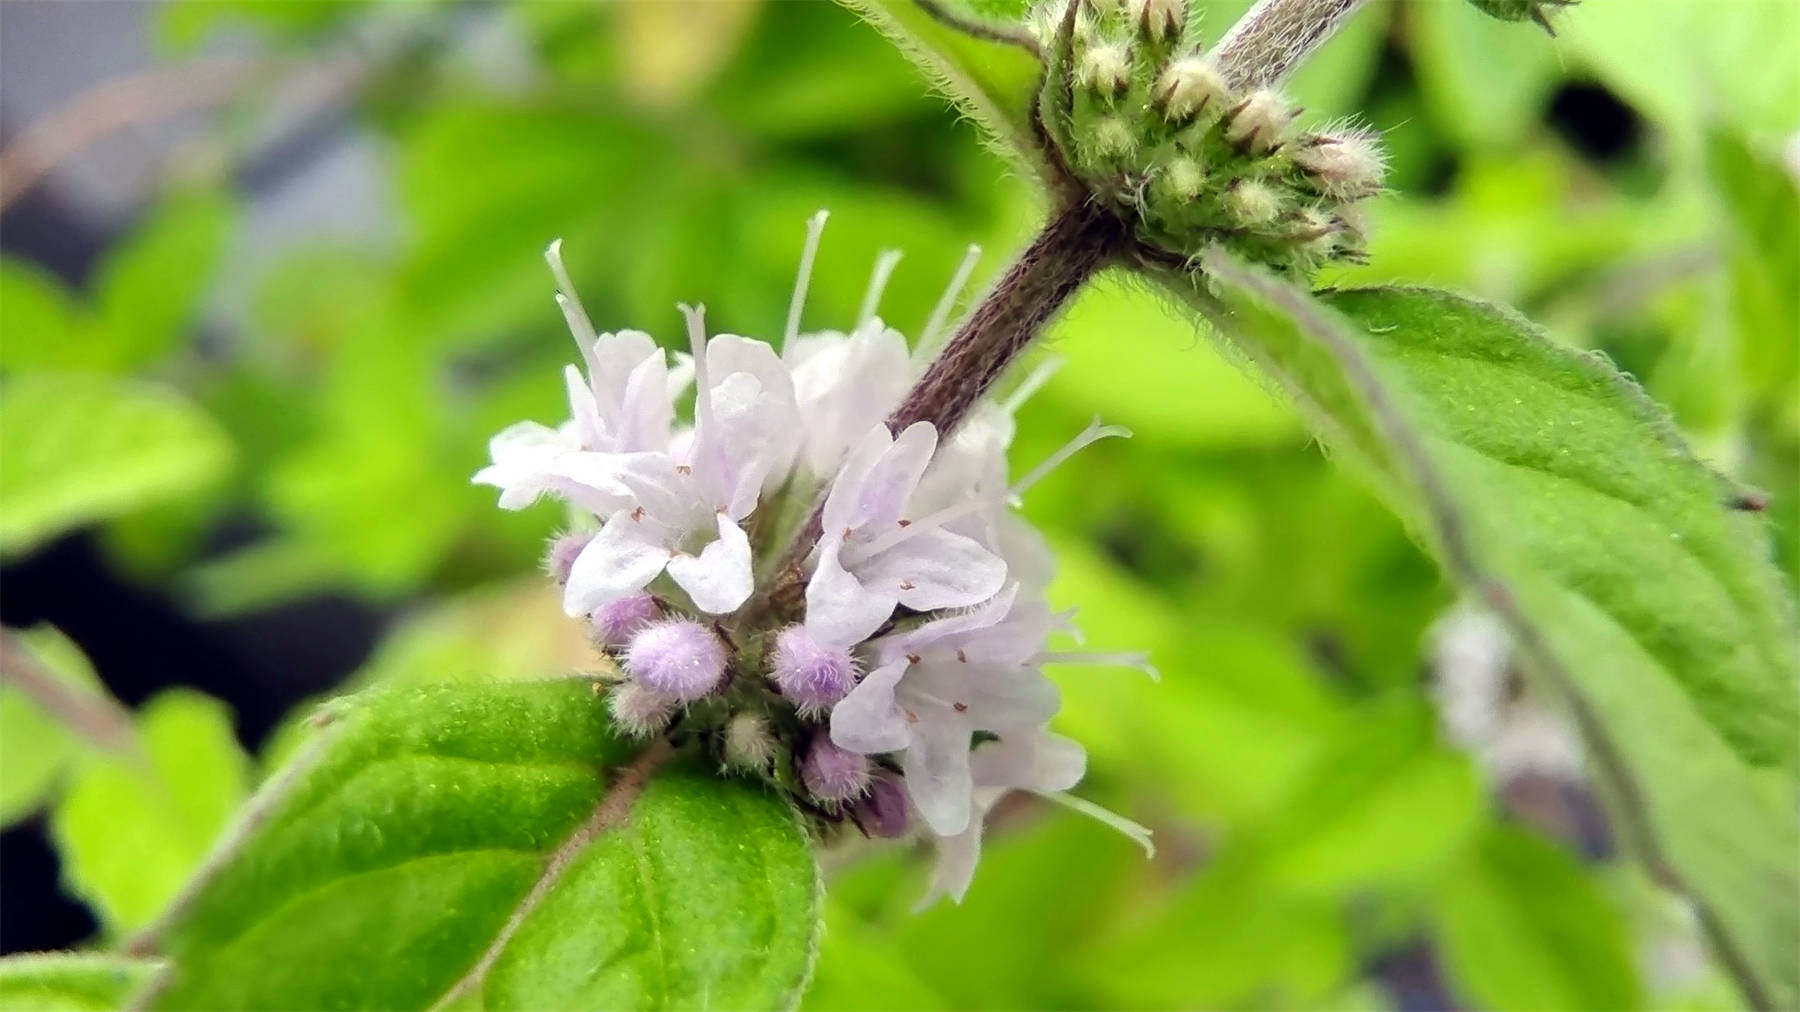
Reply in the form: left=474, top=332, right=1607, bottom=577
left=608, top=681, right=677, bottom=738
left=801, top=734, right=872, bottom=805
left=769, top=625, right=857, bottom=715
left=624, top=619, right=727, bottom=702
left=589, top=594, right=663, bottom=649
left=544, top=531, right=593, bottom=585
left=851, top=771, right=912, bottom=838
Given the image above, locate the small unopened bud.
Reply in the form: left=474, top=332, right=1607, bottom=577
left=851, top=771, right=912, bottom=838
left=1129, top=0, right=1183, bottom=42
left=801, top=734, right=873, bottom=805
left=1156, top=156, right=1206, bottom=203
left=589, top=594, right=662, bottom=649
left=624, top=619, right=727, bottom=702
left=544, top=531, right=592, bottom=585
left=769, top=625, right=857, bottom=715
left=1225, top=90, right=1294, bottom=154
left=1153, top=57, right=1226, bottom=121
left=1091, top=116, right=1137, bottom=159
left=723, top=712, right=778, bottom=773
left=1466, top=0, right=1576, bottom=35
left=1293, top=130, right=1386, bottom=199
left=1226, top=180, right=1284, bottom=226
left=1077, top=43, right=1131, bottom=98
left=608, top=681, right=678, bottom=738
left=1291, top=207, right=1345, bottom=259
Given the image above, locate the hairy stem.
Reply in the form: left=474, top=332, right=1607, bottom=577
left=888, top=198, right=1122, bottom=436
left=0, top=630, right=139, bottom=758
left=1206, top=0, right=1371, bottom=90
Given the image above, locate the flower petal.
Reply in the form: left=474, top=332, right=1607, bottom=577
left=971, top=729, right=1087, bottom=794
left=861, top=527, right=1006, bottom=613
left=667, top=513, right=754, bottom=614
left=902, top=713, right=975, bottom=836
left=805, top=541, right=900, bottom=648
left=562, top=511, right=670, bottom=617
left=829, top=660, right=910, bottom=754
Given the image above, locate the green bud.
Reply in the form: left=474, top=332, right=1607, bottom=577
left=1078, top=42, right=1133, bottom=98
left=1224, top=90, right=1294, bottom=155
left=1292, top=129, right=1385, bottom=199
left=1153, top=56, right=1227, bottom=121
left=1465, top=0, right=1577, bottom=35
left=1128, top=0, right=1185, bottom=43
left=1226, top=180, right=1284, bottom=226
left=1156, top=156, right=1206, bottom=203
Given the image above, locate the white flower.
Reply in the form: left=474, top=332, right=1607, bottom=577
left=787, top=318, right=912, bottom=477
left=830, top=585, right=1060, bottom=834
left=804, top=422, right=1009, bottom=648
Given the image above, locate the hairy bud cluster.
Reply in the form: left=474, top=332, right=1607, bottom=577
left=1031, top=0, right=1386, bottom=275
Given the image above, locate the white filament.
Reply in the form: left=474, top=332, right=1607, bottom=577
left=784, top=210, right=830, bottom=347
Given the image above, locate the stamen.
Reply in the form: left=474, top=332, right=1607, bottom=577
left=845, top=419, right=1131, bottom=563
left=1000, top=357, right=1063, bottom=415
left=677, top=303, right=714, bottom=437
left=545, top=239, right=601, bottom=378
left=784, top=210, right=829, bottom=348
left=1008, top=419, right=1130, bottom=503
left=1040, top=792, right=1155, bottom=857
left=857, top=250, right=905, bottom=328
left=915, top=244, right=982, bottom=361
left=1036, top=650, right=1160, bottom=681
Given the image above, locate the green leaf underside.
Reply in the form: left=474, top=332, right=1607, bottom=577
left=1430, top=826, right=1642, bottom=1011
left=0, top=953, right=162, bottom=1012
left=837, top=0, right=1042, bottom=162
left=0, top=374, right=232, bottom=557
left=1176, top=259, right=1799, bottom=1008
left=149, top=681, right=820, bottom=1011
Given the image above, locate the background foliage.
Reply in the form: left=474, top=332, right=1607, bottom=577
left=1, top=0, right=1795, bottom=1008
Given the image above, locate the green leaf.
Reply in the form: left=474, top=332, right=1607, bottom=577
left=0, top=627, right=109, bottom=827
left=0, top=374, right=233, bottom=557
left=0, top=259, right=96, bottom=373
left=1408, top=0, right=1559, bottom=151
left=91, top=192, right=236, bottom=369
left=0, top=953, right=162, bottom=1012
left=1169, top=257, right=1799, bottom=1008
left=144, top=681, right=820, bottom=1011
left=1430, top=826, right=1644, bottom=1011
left=836, top=0, right=1043, bottom=161
left=52, top=690, right=250, bottom=933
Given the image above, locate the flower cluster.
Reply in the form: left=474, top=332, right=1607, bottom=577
left=476, top=216, right=1152, bottom=903
left=1032, top=0, right=1386, bottom=275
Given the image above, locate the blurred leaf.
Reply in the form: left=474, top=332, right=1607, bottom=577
left=803, top=902, right=950, bottom=1011
left=51, top=690, right=248, bottom=934
left=147, top=681, right=819, bottom=1011
left=1179, top=262, right=1800, bottom=1008
left=616, top=0, right=762, bottom=108
left=0, top=374, right=233, bottom=558
left=0, top=953, right=161, bottom=1012
left=351, top=580, right=597, bottom=688
left=1430, top=826, right=1643, bottom=1011
left=839, top=0, right=1043, bottom=164
left=1706, top=128, right=1799, bottom=402
left=0, top=627, right=107, bottom=827
left=1564, top=0, right=1800, bottom=140
left=1408, top=0, right=1559, bottom=151
left=0, top=259, right=97, bottom=372
left=91, top=192, right=235, bottom=370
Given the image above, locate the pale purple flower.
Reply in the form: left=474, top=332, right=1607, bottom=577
left=769, top=624, right=858, bottom=715
left=624, top=619, right=727, bottom=702
left=804, top=422, right=1008, bottom=649
left=588, top=593, right=662, bottom=648
left=801, top=734, right=873, bottom=804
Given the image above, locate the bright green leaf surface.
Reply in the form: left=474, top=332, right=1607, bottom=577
left=92, top=192, right=236, bottom=370
left=1179, top=259, right=1800, bottom=1007
left=0, top=259, right=94, bottom=373
left=0, top=374, right=232, bottom=557
left=0, top=953, right=162, bottom=1012
left=148, top=681, right=820, bottom=1012
left=52, top=690, right=249, bottom=933
left=1430, top=826, right=1643, bottom=1011
left=836, top=0, right=1043, bottom=163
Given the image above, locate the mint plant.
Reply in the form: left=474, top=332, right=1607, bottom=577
left=0, top=0, right=1794, bottom=1010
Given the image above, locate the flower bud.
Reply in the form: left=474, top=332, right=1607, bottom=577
left=1077, top=43, right=1131, bottom=99
left=1155, top=156, right=1206, bottom=203
left=624, top=619, right=727, bottom=702
left=1293, top=130, right=1386, bottom=199
left=1466, top=0, right=1575, bottom=34
left=589, top=593, right=663, bottom=649
left=851, top=771, right=913, bottom=838
left=1224, top=90, right=1294, bottom=155
left=800, top=734, right=872, bottom=805
left=1226, top=180, right=1284, bottom=226
left=608, top=681, right=678, bottom=738
left=723, top=712, right=778, bottom=773
left=1091, top=116, right=1137, bottom=159
left=543, top=531, right=592, bottom=585
left=1129, top=0, right=1183, bottom=43
left=1153, top=57, right=1227, bottom=121
left=769, top=624, right=857, bottom=715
